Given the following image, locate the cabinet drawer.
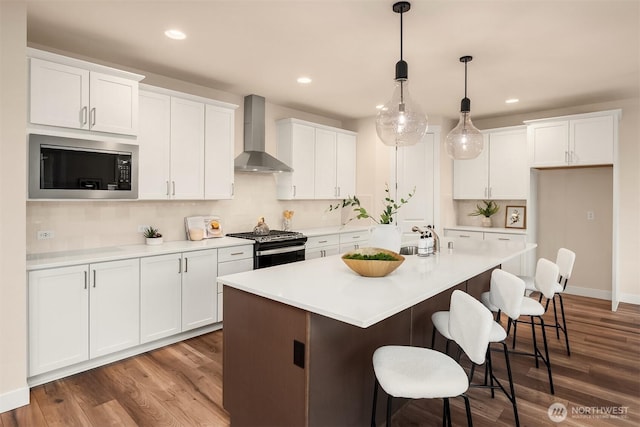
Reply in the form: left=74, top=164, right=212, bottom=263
left=306, top=234, right=340, bottom=249
left=444, top=229, right=483, bottom=240
left=483, top=232, right=526, bottom=243
left=218, top=244, right=254, bottom=262
left=339, top=231, right=369, bottom=244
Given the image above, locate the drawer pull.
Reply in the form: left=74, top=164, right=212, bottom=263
left=459, top=235, right=471, bottom=238
left=351, top=235, right=361, bottom=239
left=319, top=240, right=328, bottom=244
left=498, top=238, right=510, bottom=241
left=230, top=252, right=245, bottom=256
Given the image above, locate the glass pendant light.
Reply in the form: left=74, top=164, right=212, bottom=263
left=375, top=1, right=428, bottom=147
left=445, top=56, right=484, bottom=159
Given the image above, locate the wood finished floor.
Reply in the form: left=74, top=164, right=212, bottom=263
left=1, top=294, right=638, bottom=426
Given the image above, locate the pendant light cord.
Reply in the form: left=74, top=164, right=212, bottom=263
left=399, top=9, right=404, bottom=62
left=464, top=60, right=468, bottom=99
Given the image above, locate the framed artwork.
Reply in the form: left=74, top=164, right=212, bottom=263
left=505, top=206, right=526, bottom=229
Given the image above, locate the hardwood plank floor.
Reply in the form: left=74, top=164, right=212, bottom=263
left=1, top=294, right=638, bottom=426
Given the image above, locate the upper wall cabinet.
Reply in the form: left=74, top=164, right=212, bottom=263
left=137, top=85, right=237, bottom=200
left=453, top=126, right=528, bottom=200
left=28, top=49, right=144, bottom=136
left=276, top=118, right=357, bottom=200
left=525, top=110, right=621, bottom=168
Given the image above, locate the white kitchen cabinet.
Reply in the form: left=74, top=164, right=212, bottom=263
left=89, top=259, right=140, bottom=358
left=338, top=230, right=369, bottom=252
left=170, top=97, right=206, bottom=199
left=28, top=258, right=140, bottom=375
left=204, top=104, right=235, bottom=199
left=526, top=110, right=620, bottom=168
left=453, top=126, right=528, bottom=200
left=217, top=245, right=254, bottom=322
left=277, top=118, right=357, bottom=200
left=182, top=249, right=218, bottom=331
left=306, top=234, right=340, bottom=259
left=138, top=90, right=172, bottom=199
left=140, top=253, right=182, bottom=344
left=29, top=53, right=142, bottom=136
left=29, top=265, right=89, bottom=376
left=138, top=85, right=237, bottom=200
left=443, top=227, right=526, bottom=275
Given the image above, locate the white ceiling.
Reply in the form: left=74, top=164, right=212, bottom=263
left=26, top=0, right=640, bottom=122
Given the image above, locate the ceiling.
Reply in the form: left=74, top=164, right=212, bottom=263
left=25, top=0, right=640, bottom=122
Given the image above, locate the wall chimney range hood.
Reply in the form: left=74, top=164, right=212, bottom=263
left=234, top=94, right=293, bottom=173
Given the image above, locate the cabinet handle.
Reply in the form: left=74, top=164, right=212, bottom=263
left=84, top=271, right=87, bottom=289
left=565, top=151, right=569, bottom=163
left=293, top=185, right=296, bottom=197
left=230, top=252, right=244, bottom=256
left=185, top=258, right=188, bottom=273
left=319, top=240, right=328, bottom=243
left=90, top=108, right=96, bottom=126
left=484, top=187, right=488, bottom=198
left=355, top=244, right=359, bottom=249
left=81, top=106, right=88, bottom=125
left=459, top=234, right=471, bottom=238
left=488, top=187, right=492, bottom=198
left=172, top=181, right=176, bottom=196
left=498, top=238, right=510, bottom=241
left=178, top=258, right=182, bottom=274
left=93, top=270, right=96, bottom=288
left=352, top=235, right=360, bottom=239
left=570, top=150, right=576, bottom=164
left=231, top=183, right=234, bottom=196
left=166, top=181, right=170, bottom=196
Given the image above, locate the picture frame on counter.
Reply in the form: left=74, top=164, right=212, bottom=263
left=505, top=205, right=526, bottom=229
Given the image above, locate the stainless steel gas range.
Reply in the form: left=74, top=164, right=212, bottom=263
left=225, top=230, right=307, bottom=269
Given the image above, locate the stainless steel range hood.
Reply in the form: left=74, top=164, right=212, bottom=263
left=234, top=94, right=293, bottom=173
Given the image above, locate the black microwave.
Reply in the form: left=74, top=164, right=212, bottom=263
left=28, top=134, right=138, bottom=199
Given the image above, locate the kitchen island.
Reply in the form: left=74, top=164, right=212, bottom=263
left=218, top=237, right=535, bottom=426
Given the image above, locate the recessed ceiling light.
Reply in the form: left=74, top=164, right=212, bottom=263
left=505, top=98, right=519, bottom=104
left=165, top=29, right=186, bottom=40
left=297, top=76, right=312, bottom=84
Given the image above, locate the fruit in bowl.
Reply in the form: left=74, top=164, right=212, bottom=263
left=342, top=247, right=405, bottom=277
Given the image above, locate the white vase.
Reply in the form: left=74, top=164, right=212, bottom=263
left=146, top=237, right=163, bottom=245
left=369, top=224, right=402, bottom=253
left=481, top=217, right=492, bottom=227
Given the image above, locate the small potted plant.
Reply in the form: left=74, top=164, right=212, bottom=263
left=143, top=226, right=163, bottom=245
left=469, top=200, right=499, bottom=227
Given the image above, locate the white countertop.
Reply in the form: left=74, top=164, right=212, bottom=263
left=218, top=237, right=536, bottom=329
left=26, top=237, right=253, bottom=270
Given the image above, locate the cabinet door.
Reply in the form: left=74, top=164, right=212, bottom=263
left=204, top=104, right=235, bottom=199
left=488, top=129, right=528, bottom=199
left=29, top=58, right=89, bottom=130
left=140, top=254, right=182, bottom=344
left=290, top=124, right=316, bottom=199
left=396, top=133, right=437, bottom=236
left=443, top=229, right=483, bottom=240
left=528, top=121, right=569, bottom=167
left=217, top=256, right=253, bottom=322
left=28, top=265, right=89, bottom=376
left=570, top=115, right=614, bottom=165
left=453, top=134, right=489, bottom=199
left=89, top=259, right=140, bottom=358
left=170, top=97, right=205, bottom=199
left=89, top=71, right=138, bottom=135
left=138, top=91, right=171, bottom=199
left=182, top=249, right=218, bottom=331
left=336, top=132, right=357, bottom=198
left=314, top=128, right=338, bottom=199
left=483, top=232, right=526, bottom=275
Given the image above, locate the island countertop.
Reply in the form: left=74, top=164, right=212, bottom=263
left=217, top=237, right=536, bottom=328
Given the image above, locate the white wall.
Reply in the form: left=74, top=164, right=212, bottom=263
left=0, top=1, right=29, bottom=412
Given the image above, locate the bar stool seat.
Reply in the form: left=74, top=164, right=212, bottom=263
left=433, top=311, right=507, bottom=344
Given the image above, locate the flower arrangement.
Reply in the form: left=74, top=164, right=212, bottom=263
left=328, top=183, right=415, bottom=225
left=469, top=200, right=499, bottom=218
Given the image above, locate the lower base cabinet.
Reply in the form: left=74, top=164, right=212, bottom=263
left=28, top=259, right=140, bottom=376
left=443, top=227, right=526, bottom=275
left=181, top=249, right=218, bottom=331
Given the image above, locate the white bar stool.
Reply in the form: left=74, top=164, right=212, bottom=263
left=371, top=290, right=494, bottom=427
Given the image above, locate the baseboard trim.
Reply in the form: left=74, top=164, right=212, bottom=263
left=619, top=292, right=640, bottom=305
left=564, top=285, right=612, bottom=301
left=0, top=386, right=30, bottom=414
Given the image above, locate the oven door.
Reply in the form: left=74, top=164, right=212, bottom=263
left=255, top=244, right=305, bottom=269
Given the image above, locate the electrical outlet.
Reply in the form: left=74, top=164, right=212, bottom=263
left=587, top=211, right=595, bottom=220
left=37, top=230, right=55, bottom=240
left=137, top=225, right=150, bottom=233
